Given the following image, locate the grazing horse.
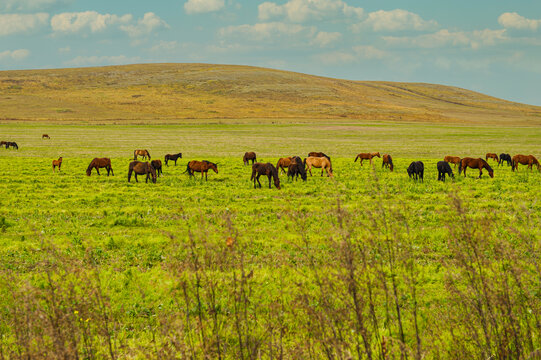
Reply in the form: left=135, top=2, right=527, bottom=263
left=382, top=154, right=394, bottom=171
left=308, top=152, right=331, bottom=161
left=134, top=149, right=151, bottom=161
left=444, top=156, right=461, bottom=168
left=52, top=157, right=63, bottom=172
left=459, top=157, right=494, bottom=178
left=276, top=157, right=293, bottom=174
left=304, top=156, right=333, bottom=177
left=486, top=153, right=499, bottom=163
left=128, top=161, right=157, bottom=183
left=5, top=142, right=18, bottom=150
left=0, top=141, right=5, bottom=147
left=499, top=153, right=512, bottom=167
left=287, top=156, right=307, bottom=181
left=42, top=134, right=50, bottom=139
left=186, top=160, right=218, bottom=181
left=251, top=163, right=281, bottom=189
left=86, top=158, right=114, bottom=176
left=512, top=154, right=540, bottom=172
left=437, top=161, right=454, bottom=181
left=243, top=152, right=257, bottom=166
left=151, top=159, right=163, bottom=177
left=407, top=161, right=424, bottom=182
left=164, top=153, right=182, bottom=166
left=354, top=152, right=380, bottom=166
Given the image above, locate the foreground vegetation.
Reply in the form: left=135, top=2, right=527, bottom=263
left=0, top=123, right=540, bottom=359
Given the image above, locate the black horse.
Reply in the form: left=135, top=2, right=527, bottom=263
left=287, top=156, right=307, bottom=181
left=499, top=153, right=512, bottom=167
left=5, top=142, right=18, bottom=150
left=164, top=152, right=182, bottom=166
left=407, top=161, right=424, bottom=182
left=437, top=161, right=454, bottom=181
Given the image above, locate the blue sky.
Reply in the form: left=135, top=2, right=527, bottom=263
left=2, top=0, right=541, bottom=106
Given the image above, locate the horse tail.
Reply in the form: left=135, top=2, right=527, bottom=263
left=134, top=150, right=137, bottom=160
left=183, top=163, right=192, bottom=175
left=354, top=155, right=359, bottom=162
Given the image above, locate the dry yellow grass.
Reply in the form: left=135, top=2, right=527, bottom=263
left=1, top=63, right=540, bottom=125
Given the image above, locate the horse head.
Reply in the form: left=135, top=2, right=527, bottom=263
left=149, top=163, right=157, bottom=183
left=210, top=162, right=218, bottom=173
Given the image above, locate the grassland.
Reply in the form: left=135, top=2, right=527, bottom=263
left=0, top=122, right=540, bottom=359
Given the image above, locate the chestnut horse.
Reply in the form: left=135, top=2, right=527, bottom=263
left=276, top=157, right=293, bottom=174
left=287, top=156, right=307, bottom=181
left=444, top=156, right=461, bottom=168
left=86, top=158, right=114, bottom=176
left=382, top=154, right=394, bottom=171
left=499, top=153, right=512, bottom=167
left=486, top=153, right=499, bottom=163
left=164, top=152, right=182, bottom=166
left=459, top=157, right=493, bottom=178
left=52, top=157, right=62, bottom=172
left=186, top=160, right=218, bottom=180
left=355, top=152, right=380, bottom=165
left=243, top=152, right=257, bottom=166
left=42, top=134, right=50, bottom=139
left=134, top=149, right=151, bottom=161
left=512, top=154, right=540, bottom=172
left=251, top=163, right=281, bottom=189
left=304, top=156, right=333, bottom=177
left=128, top=161, right=157, bottom=183
left=151, top=159, right=163, bottom=177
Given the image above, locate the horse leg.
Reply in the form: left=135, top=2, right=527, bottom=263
left=146, top=173, right=149, bottom=183
left=96, top=168, right=101, bottom=176
left=268, top=174, right=272, bottom=189
left=478, top=168, right=482, bottom=178
left=128, top=169, right=132, bottom=182
left=135, top=174, right=139, bottom=182
left=256, top=174, right=262, bottom=188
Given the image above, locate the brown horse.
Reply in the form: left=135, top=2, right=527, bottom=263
left=251, top=163, right=281, bottom=189
left=444, top=156, right=461, bottom=168
left=186, top=160, right=218, bottom=180
left=164, top=152, right=182, bottom=166
left=304, top=156, right=333, bottom=177
left=128, top=161, right=157, bottom=183
left=308, top=152, right=331, bottom=161
left=134, top=149, right=151, bottom=161
left=42, top=134, right=50, bottom=139
left=354, top=152, right=380, bottom=165
left=86, top=158, right=114, bottom=176
left=276, top=157, right=293, bottom=174
left=243, top=152, right=257, bottom=165
left=459, top=157, right=494, bottom=178
left=151, top=159, right=163, bottom=177
left=512, top=154, right=540, bottom=172
left=52, top=157, right=62, bottom=172
left=486, top=153, right=499, bottom=163
left=382, top=154, right=394, bottom=171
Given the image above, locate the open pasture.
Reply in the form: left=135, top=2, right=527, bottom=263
left=0, top=122, right=540, bottom=359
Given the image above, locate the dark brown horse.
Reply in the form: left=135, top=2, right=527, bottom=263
left=5, top=142, right=18, bottom=150
left=52, top=157, right=62, bottom=172
left=444, top=156, right=461, bottom=168
left=42, top=134, right=50, bottom=139
left=164, top=152, right=182, bottom=166
left=486, top=153, right=499, bottom=163
left=86, top=158, right=114, bottom=176
left=308, top=152, right=331, bottom=161
left=512, top=154, right=540, bottom=172
left=151, top=159, right=163, bottom=177
left=287, top=156, right=307, bottom=181
left=134, top=149, right=151, bottom=161
left=382, top=154, right=394, bottom=171
left=276, top=157, right=293, bottom=174
left=243, top=152, right=257, bottom=165
left=459, top=157, right=493, bottom=178
left=251, top=163, right=281, bottom=189
left=355, top=152, right=380, bottom=165
left=186, top=160, right=218, bottom=180
left=128, top=161, right=157, bottom=183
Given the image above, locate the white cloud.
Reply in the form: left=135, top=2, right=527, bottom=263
left=120, top=12, right=169, bottom=37
left=0, top=13, right=49, bottom=36
left=258, top=0, right=363, bottom=23
left=316, top=45, right=388, bottom=64
left=0, top=49, right=31, bottom=61
left=150, top=40, right=181, bottom=53
left=0, top=0, right=71, bottom=12
left=311, top=31, right=341, bottom=47
left=498, top=12, right=541, bottom=31
left=353, top=9, right=438, bottom=32
left=383, top=29, right=507, bottom=49
left=184, top=0, right=225, bottom=14
left=51, top=11, right=132, bottom=34
left=219, top=22, right=316, bottom=42
left=63, top=55, right=141, bottom=66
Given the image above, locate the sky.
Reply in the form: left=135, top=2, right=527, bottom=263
left=2, top=0, right=541, bottom=106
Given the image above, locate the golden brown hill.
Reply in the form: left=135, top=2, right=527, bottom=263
left=1, top=63, right=540, bottom=125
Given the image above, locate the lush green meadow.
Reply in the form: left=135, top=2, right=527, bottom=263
left=0, top=122, right=540, bottom=359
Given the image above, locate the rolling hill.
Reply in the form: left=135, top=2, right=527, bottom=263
left=1, top=63, right=540, bottom=125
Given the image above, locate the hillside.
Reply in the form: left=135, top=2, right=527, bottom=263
left=1, top=63, right=540, bottom=125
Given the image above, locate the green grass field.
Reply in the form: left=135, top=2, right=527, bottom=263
left=0, top=122, right=540, bottom=359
